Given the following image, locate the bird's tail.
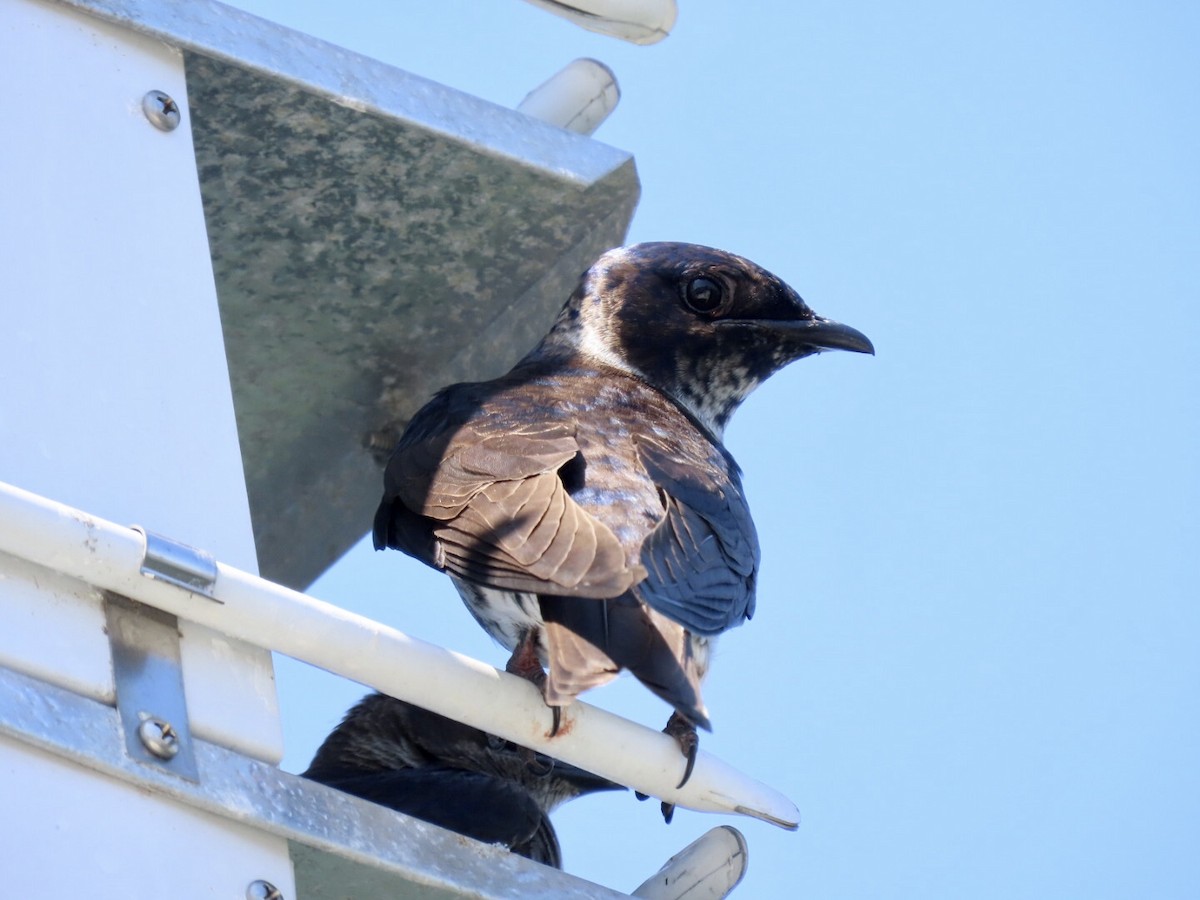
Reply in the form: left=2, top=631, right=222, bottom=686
left=540, top=596, right=711, bottom=731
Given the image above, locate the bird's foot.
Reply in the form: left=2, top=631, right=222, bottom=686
left=635, top=712, right=699, bottom=824
left=505, top=628, right=562, bottom=736
left=505, top=627, right=547, bottom=685
left=522, top=750, right=555, bottom=778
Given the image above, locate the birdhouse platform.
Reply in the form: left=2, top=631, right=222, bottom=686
left=0, top=0, right=771, bottom=896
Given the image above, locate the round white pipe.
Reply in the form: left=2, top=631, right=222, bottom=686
left=0, top=480, right=800, bottom=829
left=519, top=0, right=677, bottom=45
left=518, top=58, right=620, bottom=135
left=632, top=825, right=749, bottom=898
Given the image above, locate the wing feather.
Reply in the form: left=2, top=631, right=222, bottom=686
left=375, top=392, right=642, bottom=598
left=633, top=434, right=759, bottom=636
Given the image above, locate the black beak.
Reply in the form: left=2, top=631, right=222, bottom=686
left=547, top=757, right=626, bottom=795
left=720, top=314, right=874, bottom=355
left=782, top=317, right=875, bottom=355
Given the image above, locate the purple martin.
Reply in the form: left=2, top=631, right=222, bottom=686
left=374, top=242, right=872, bottom=811
left=304, top=693, right=621, bottom=868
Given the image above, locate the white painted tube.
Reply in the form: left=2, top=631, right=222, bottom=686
left=520, top=0, right=677, bottom=45
left=0, top=480, right=800, bottom=829
left=632, top=825, right=749, bottom=898
left=518, top=58, right=620, bottom=135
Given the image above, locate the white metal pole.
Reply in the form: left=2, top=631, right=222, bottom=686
left=632, top=825, right=749, bottom=899
left=518, top=58, right=621, bottom=135
left=518, top=0, right=677, bottom=44
left=0, top=480, right=800, bottom=829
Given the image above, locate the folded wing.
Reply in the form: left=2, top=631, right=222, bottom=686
left=375, top=393, right=642, bottom=599
left=633, top=433, right=759, bottom=636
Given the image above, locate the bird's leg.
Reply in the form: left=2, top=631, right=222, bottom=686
left=635, top=711, right=699, bottom=824
left=504, top=626, right=546, bottom=684
left=504, top=627, right=562, bottom=737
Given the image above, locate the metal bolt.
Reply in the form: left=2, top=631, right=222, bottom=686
left=142, top=90, right=181, bottom=131
left=137, top=715, right=180, bottom=759
left=246, top=881, right=283, bottom=900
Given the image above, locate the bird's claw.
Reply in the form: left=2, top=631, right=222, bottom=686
left=636, top=713, right=700, bottom=824
left=663, top=711, right=699, bottom=789
left=522, top=748, right=555, bottom=778
left=634, top=790, right=675, bottom=822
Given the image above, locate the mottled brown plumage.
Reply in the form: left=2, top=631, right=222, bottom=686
left=374, top=242, right=872, bottom=807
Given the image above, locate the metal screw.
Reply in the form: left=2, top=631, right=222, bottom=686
left=246, top=880, right=283, bottom=900
left=137, top=715, right=180, bottom=759
left=142, top=90, right=181, bottom=131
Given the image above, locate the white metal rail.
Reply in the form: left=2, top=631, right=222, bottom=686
left=0, top=480, right=800, bottom=829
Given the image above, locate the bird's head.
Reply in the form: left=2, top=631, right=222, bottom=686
left=545, top=242, right=874, bottom=437
left=304, top=693, right=624, bottom=815
left=477, top=736, right=626, bottom=813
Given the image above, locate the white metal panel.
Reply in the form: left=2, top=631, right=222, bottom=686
left=0, top=0, right=281, bottom=762
left=0, top=552, right=113, bottom=704
left=0, top=734, right=296, bottom=900
left=0, top=0, right=258, bottom=579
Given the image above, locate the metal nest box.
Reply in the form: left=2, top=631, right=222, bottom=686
left=103, top=0, right=640, bottom=589
left=0, top=2, right=779, bottom=896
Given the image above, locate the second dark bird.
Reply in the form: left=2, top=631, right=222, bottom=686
left=304, top=693, right=621, bottom=868
left=374, top=242, right=873, bottom=803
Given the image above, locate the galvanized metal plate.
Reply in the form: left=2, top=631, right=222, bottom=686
left=105, top=593, right=200, bottom=781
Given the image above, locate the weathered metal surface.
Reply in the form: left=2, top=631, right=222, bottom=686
left=186, top=50, right=638, bottom=589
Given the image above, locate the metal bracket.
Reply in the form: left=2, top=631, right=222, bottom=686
left=0, top=665, right=628, bottom=899
left=131, top=525, right=220, bottom=599
left=104, top=592, right=199, bottom=781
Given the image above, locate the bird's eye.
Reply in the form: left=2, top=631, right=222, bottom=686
left=683, top=276, right=724, bottom=314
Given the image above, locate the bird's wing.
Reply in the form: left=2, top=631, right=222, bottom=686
left=376, top=395, right=642, bottom=598
left=633, top=433, right=759, bottom=636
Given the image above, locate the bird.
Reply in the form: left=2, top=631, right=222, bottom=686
left=373, top=242, right=872, bottom=817
left=303, top=692, right=622, bottom=868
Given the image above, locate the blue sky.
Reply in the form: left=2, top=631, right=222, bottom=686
left=228, top=2, right=1199, bottom=896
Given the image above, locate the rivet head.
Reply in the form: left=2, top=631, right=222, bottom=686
left=137, top=715, right=180, bottom=759
left=246, top=880, right=283, bottom=900
left=142, top=90, right=181, bottom=131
